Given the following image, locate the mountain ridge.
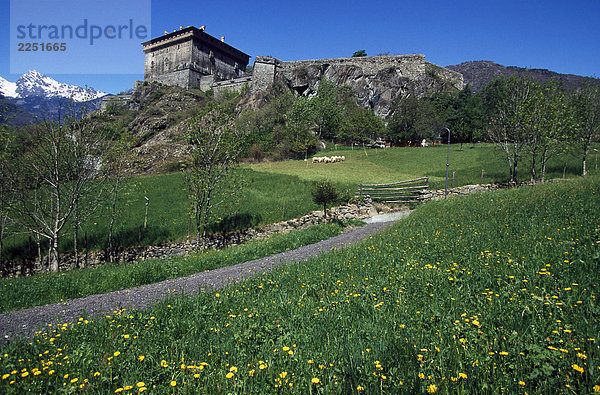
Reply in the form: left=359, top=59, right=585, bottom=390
left=446, top=60, right=599, bottom=91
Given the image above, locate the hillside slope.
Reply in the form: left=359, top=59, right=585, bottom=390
left=447, top=60, right=599, bottom=91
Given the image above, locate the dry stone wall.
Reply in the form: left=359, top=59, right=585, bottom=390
left=2, top=203, right=379, bottom=277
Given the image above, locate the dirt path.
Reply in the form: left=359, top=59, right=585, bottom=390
left=0, top=220, right=401, bottom=343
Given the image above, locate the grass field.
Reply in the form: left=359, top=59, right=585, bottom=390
left=2, top=170, right=323, bottom=260
left=250, top=143, right=598, bottom=189
left=3, top=143, right=597, bottom=261
left=0, top=221, right=356, bottom=313
left=1, top=176, right=598, bottom=393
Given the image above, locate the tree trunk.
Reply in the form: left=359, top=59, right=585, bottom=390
left=73, top=196, right=80, bottom=269
left=540, top=147, right=549, bottom=183
left=582, top=138, right=591, bottom=176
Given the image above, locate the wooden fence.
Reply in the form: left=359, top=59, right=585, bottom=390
left=358, top=177, right=429, bottom=204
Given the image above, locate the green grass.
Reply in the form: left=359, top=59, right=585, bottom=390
left=2, top=169, right=322, bottom=260
left=1, top=177, right=598, bottom=393
left=250, top=143, right=599, bottom=189
left=0, top=221, right=356, bottom=314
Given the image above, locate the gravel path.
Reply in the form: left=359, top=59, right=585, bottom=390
left=0, top=220, right=401, bottom=343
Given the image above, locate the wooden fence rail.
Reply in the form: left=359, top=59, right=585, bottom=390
left=358, top=177, right=429, bottom=204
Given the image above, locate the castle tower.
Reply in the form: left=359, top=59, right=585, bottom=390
left=141, top=26, right=250, bottom=89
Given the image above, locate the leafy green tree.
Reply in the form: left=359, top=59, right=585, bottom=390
left=352, top=50, right=367, bottom=57
left=387, top=94, right=441, bottom=144
left=311, top=180, right=340, bottom=217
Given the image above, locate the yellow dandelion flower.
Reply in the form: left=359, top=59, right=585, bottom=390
left=161, top=360, right=168, bottom=367
left=307, top=359, right=314, bottom=364
left=113, top=351, right=120, bottom=357
left=170, top=380, right=177, bottom=386
left=248, top=370, right=255, bottom=377
left=311, top=377, right=320, bottom=384
left=226, top=372, right=234, bottom=379
left=70, top=378, right=78, bottom=383
left=572, top=364, right=584, bottom=374
left=593, top=384, right=600, bottom=392
left=115, top=388, right=123, bottom=393
left=427, top=384, right=438, bottom=393
left=2, top=374, right=9, bottom=380
left=93, top=372, right=100, bottom=377
left=124, top=386, right=133, bottom=391
left=279, top=371, right=287, bottom=379
left=418, top=373, right=425, bottom=379
left=194, top=373, right=200, bottom=378
left=357, top=385, right=365, bottom=391
left=459, top=372, right=467, bottom=379
left=138, top=355, right=145, bottom=362
left=499, top=351, right=508, bottom=356
left=136, top=382, right=145, bottom=388
left=230, top=366, right=238, bottom=372
left=519, top=381, right=525, bottom=386
left=21, top=371, right=29, bottom=378
left=139, top=388, right=147, bottom=393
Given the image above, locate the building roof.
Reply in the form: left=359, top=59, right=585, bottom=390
left=141, top=26, right=250, bottom=63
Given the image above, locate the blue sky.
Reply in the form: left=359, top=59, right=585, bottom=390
left=1, top=0, right=599, bottom=94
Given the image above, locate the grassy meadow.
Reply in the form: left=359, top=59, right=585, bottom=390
left=0, top=222, right=355, bottom=314
left=1, top=176, right=598, bottom=393
left=2, top=169, right=323, bottom=260
left=250, top=143, right=598, bottom=189
left=3, top=143, right=597, bottom=260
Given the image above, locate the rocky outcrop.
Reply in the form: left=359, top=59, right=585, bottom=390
left=278, top=55, right=463, bottom=118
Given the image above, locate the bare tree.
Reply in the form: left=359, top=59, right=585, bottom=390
left=183, top=110, right=246, bottom=241
left=3, top=102, right=107, bottom=272
left=573, top=82, right=600, bottom=176
left=488, top=76, right=535, bottom=183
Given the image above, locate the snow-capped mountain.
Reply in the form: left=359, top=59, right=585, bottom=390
left=0, top=70, right=106, bottom=102
left=0, top=76, right=17, bottom=98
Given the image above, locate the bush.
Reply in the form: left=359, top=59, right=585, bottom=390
left=311, top=179, right=340, bottom=217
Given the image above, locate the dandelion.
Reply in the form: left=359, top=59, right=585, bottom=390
left=21, top=371, right=29, bottom=378
left=279, top=371, right=288, bottom=379
left=2, top=374, right=9, bottom=380
left=499, top=351, right=508, bottom=356
left=139, top=388, right=147, bottom=393
left=230, top=366, right=238, bottom=372
left=572, top=364, right=584, bottom=373
left=593, top=385, right=600, bottom=392
left=113, top=351, right=121, bottom=357
left=115, top=388, right=123, bottom=393
left=70, top=378, right=78, bottom=383
left=137, top=382, right=145, bottom=388
left=418, top=373, right=425, bottom=379
left=248, top=369, right=255, bottom=377
left=124, top=386, right=133, bottom=391
left=170, top=380, right=177, bottom=386
left=427, top=384, right=438, bottom=393
left=311, top=377, right=320, bottom=384
left=161, top=360, right=168, bottom=367
left=459, top=372, right=467, bottom=379
left=357, top=385, right=365, bottom=391
left=519, top=381, right=526, bottom=386
left=138, top=355, right=145, bottom=362
left=226, top=372, right=234, bottom=379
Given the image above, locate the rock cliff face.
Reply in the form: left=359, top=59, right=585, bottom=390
left=277, top=55, right=463, bottom=118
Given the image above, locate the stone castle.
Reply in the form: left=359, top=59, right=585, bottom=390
left=103, top=26, right=463, bottom=117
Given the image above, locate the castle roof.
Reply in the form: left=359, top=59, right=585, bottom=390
left=142, top=26, right=250, bottom=64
